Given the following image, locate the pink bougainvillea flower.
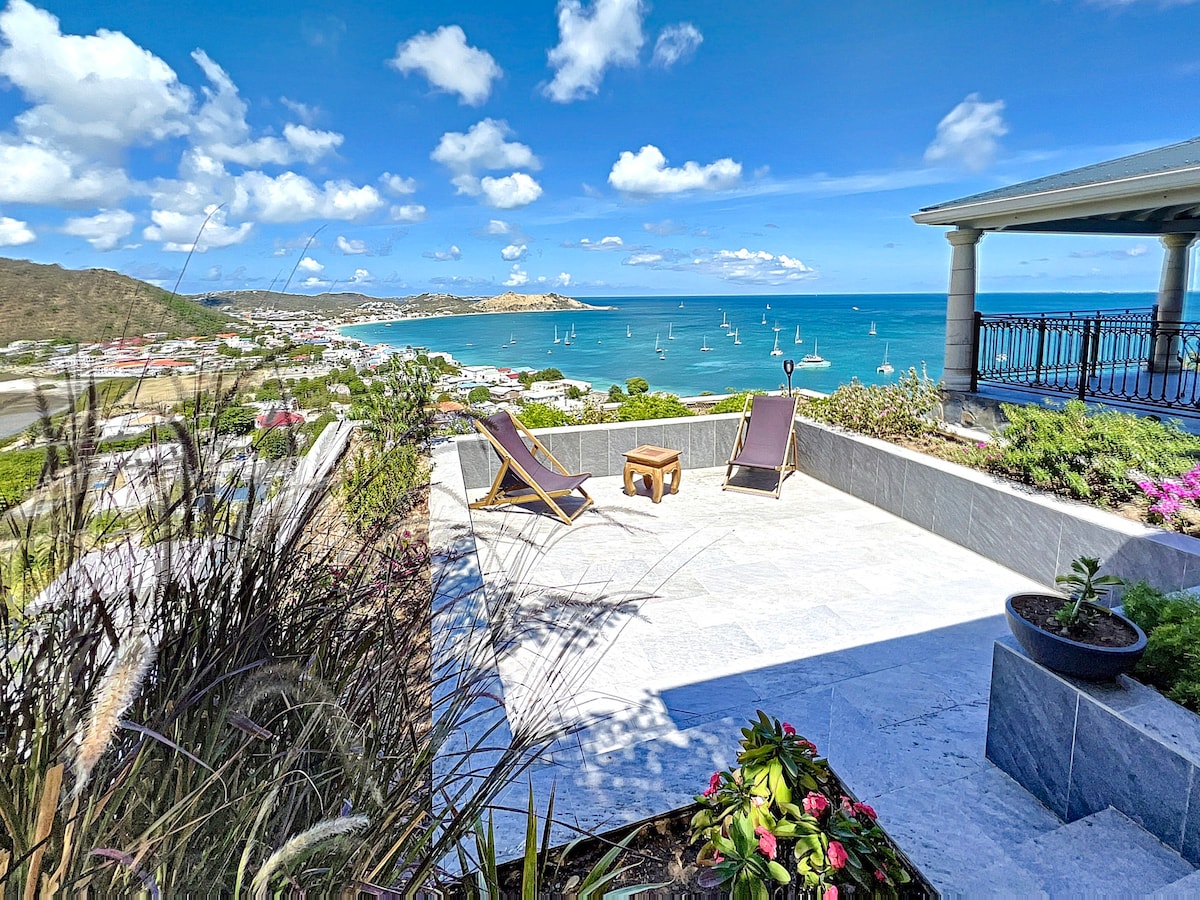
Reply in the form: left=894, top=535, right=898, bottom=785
left=854, top=801, right=877, bottom=819
left=702, top=772, right=721, bottom=797
left=828, top=840, right=849, bottom=869
left=754, top=826, right=777, bottom=860
left=823, top=886, right=838, bottom=900
left=800, top=739, right=818, bottom=754
left=875, top=869, right=887, bottom=882
left=840, top=796, right=855, bottom=815
left=782, top=722, right=796, bottom=735
left=803, top=791, right=828, bottom=817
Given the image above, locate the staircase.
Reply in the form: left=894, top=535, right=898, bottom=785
left=950, top=807, right=1196, bottom=896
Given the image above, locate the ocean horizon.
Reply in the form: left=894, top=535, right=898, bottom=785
left=342, top=291, right=1166, bottom=396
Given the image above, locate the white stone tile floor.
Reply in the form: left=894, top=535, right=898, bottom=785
left=430, top=452, right=1198, bottom=894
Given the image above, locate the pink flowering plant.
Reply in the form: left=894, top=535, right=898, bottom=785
left=1137, top=464, right=1200, bottom=530
left=690, top=711, right=912, bottom=897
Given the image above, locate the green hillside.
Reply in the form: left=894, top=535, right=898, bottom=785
left=0, top=257, right=234, bottom=345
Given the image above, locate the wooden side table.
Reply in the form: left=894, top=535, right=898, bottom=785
left=622, top=445, right=682, bottom=503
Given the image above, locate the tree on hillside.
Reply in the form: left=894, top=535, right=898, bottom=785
left=625, top=377, right=649, bottom=396
left=468, top=386, right=491, bottom=405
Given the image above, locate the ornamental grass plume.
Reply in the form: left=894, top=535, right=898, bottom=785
left=71, top=631, right=155, bottom=798
left=250, top=814, right=370, bottom=898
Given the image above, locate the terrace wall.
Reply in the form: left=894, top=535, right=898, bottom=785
left=452, top=413, right=1200, bottom=590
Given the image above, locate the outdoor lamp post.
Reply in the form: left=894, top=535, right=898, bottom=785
left=783, top=359, right=795, bottom=397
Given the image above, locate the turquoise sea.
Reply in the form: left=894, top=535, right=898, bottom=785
left=341, top=292, right=1160, bottom=396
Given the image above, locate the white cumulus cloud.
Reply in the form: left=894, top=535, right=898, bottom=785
left=500, top=243, right=527, bottom=260
left=379, top=172, right=417, bottom=195
left=503, top=264, right=529, bottom=287
left=486, top=219, right=515, bottom=235
left=431, top=119, right=540, bottom=176
left=544, top=0, right=645, bottom=102
left=0, top=142, right=128, bottom=204
left=62, top=209, right=135, bottom=250
left=390, top=203, right=427, bottom=222
left=609, top=144, right=741, bottom=194
left=235, top=171, right=384, bottom=222
left=300, top=275, right=330, bottom=290
left=625, top=245, right=815, bottom=285
left=298, top=256, right=324, bottom=273
left=424, top=244, right=462, bottom=261
left=480, top=172, right=542, bottom=209
left=553, top=272, right=571, bottom=287
left=0, top=215, right=34, bottom=246
left=924, top=93, right=1008, bottom=171
left=651, top=23, right=702, bottom=67
left=390, top=25, right=502, bottom=106
left=336, top=235, right=370, bottom=255
left=349, top=267, right=372, bottom=284
left=143, top=205, right=253, bottom=252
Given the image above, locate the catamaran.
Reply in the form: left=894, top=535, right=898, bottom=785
left=553, top=325, right=561, bottom=344
left=798, top=339, right=831, bottom=368
left=794, top=325, right=802, bottom=344
left=770, top=332, right=783, bottom=356
left=869, top=321, right=877, bottom=336
left=877, top=342, right=894, bottom=374
left=720, top=311, right=730, bottom=329
left=700, top=336, right=712, bottom=351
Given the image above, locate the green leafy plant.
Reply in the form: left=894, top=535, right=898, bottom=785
left=1052, top=555, right=1124, bottom=631
left=690, top=711, right=911, bottom=898
left=516, top=402, right=569, bottom=429
left=468, top=385, right=492, bottom=405
left=708, top=391, right=767, bottom=415
left=615, top=393, right=694, bottom=422
left=1123, top=582, right=1200, bottom=711
left=984, top=400, right=1200, bottom=505
left=804, top=367, right=940, bottom=439
left=625, top=377, right=649, bottom=396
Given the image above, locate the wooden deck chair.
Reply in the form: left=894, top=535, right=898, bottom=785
left=469, top=411, right=594, bottom=524
left=722, top=395, right=799, bottom=498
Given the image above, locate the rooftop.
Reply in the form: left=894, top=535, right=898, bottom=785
left=429, top=435, right=1200, bottom=893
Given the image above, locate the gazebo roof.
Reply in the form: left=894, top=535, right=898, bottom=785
left=912, top=137, right=1200, bottom=235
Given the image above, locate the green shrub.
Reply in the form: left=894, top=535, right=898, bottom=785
left=343, top=442, right=428, bottom=534
left=254, top=426, right=296, bottom=460
left=986, top=400, right=1200, bottom=504
left=1123, top=582, right=1200, bottom=712
left=607, top=384, right=626, bottom=402
left=0, top=448, right=47, bottom=512
left=708, top=391, right=766, bottom=415
left=516, top=402, right=568, bottom=429
left=467, top=385, right=491, bottom=405
left=804, top=367, right=940, bottom=439
left=615, top=393, right=694, bottom=421
left=625, top=377, right=649, bottom=396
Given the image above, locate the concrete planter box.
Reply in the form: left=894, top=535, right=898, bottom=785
left=987, top=635, right=1200, bottom=863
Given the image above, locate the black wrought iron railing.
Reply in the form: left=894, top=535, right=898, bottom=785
left=972, top=306, right=1200, bottom=410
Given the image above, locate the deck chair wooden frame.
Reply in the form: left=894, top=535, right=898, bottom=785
left=469, top=411, right=594, bottom=525
left=722, top=395, right=800, bottom=499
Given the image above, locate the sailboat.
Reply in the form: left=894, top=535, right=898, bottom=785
left=668, top=323, right=674, bottom=340
left=869, top=321, right=877, bottom=336
left=654, top=333, right=661, bottom=353
left=773, top=320, right=782, bottom=332
left=571, top=323, right=577, bottom=339
left=563, top=331, right=572, bottom=346
left=733, top=328, right=741, bottom=345
left=678, top=300, right=685, bottom=308
left=700, top=336, right=712, bottom=352
left=770, top=332, right=783, bottom=356
left=877, top=342, right=894, bottom=375
left=509, top=332, right=516, bottom=344
left=726, top=323, right=737, bottom=337
left=553, top=325, right=561, bottom=344
left=794, top=325, right=802, bottom=345
left=720, top=311, right=730, bottom=329
left=761, top=313, right=767, bottom=325
left=798, top=339, right=831, bottom=368
left=626, top=325, right=632, bottom=338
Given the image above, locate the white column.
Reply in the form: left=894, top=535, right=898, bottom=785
left=1153, top=232, right=1196, bottom=370
left=944, top=227, right=983, bottom=391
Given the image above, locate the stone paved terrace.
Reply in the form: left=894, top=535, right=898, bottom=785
left=429, top=444, right=1200, bottom=895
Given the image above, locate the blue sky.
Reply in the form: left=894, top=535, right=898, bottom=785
left=0, top=0, right=1197, bottom=297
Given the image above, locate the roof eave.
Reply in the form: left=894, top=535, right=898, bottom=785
left=912, top=166, right=1200, bottom=231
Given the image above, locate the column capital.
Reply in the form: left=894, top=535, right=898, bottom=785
left=1161, top=232, right=1197, bottom=251
left=946, top=227, right=983, bottom=247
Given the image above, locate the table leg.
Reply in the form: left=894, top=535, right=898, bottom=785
left=623, top=463, right=636, bottom=496
left=650, top=468, right=665, bottom=503
left=668, top=462, right=681, bottom=494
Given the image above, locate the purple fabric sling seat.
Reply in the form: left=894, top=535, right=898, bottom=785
left=469, top=410, right=594, bottom=524
left=722, top=395, right=800, bottom=498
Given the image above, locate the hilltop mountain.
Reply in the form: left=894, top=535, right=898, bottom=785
left=202, top=288, right=610, bottom=317
left=0, top=258, right=234, bottom=346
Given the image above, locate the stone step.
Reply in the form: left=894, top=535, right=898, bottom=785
left=952, top=807, right=1195, bottom=896
left=1150, top=868, right=1200, bottom=897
